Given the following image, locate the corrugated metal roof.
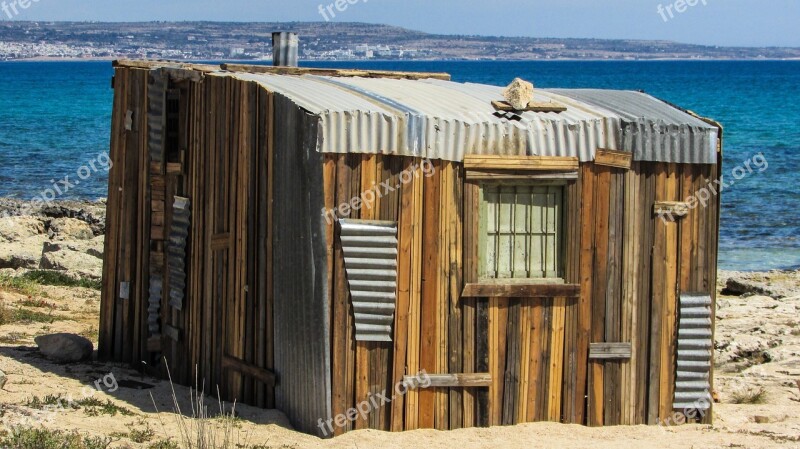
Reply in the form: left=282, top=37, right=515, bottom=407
left=222, top=72, right=717, bottom=164
left=339, top=219, right=399, bottom=342
left=674, top=293, right=713, bottom=411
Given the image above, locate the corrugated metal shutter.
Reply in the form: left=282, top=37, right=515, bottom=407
left=339, top=219, right=399, bottom=342
left=673, top=293, right=713, bottom=410
left=168, top=196, right=190, bottom=310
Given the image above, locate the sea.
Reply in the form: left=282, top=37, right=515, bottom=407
left=0, top=60, right=798, bottom=271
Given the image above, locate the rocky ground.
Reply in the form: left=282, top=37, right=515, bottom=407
left=0, top=200, right=798, bottom=448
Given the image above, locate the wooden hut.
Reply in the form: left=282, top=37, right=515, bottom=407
left=100, top=59, right=722, bottom=437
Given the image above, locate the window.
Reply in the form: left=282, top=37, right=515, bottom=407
left=479, top=183, right=565, bottom=281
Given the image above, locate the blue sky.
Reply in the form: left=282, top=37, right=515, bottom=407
left=6, top=0, right=800, bottom=47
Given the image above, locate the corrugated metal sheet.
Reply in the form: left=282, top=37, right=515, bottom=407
left=147, top=69, right=166, bottom=165
left=339, top=219, right=399, bottom=342
left=167, top=196, right=190, bottom=310
left=271, top=95, right=331, bottom=437
left=224, top=72, right=716, bottom=164
left=147, top=274, right=162, bottom=336
left=674, top=293, right=713, bottom=410
left=549, top=89, right=719, bottom=164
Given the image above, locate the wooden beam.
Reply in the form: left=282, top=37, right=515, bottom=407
left=654, top=201, right=690, bottom=219
left=222, top=355, right=277, bottom=388
left=222, top=63, right=451, bottom=81
left=589, top=343, right=632, bottom=360
left=404, top=373, right=493, bottom=389
left=492, top=100, right=567, bottom=113
left=462, top=283, right=580, bottom=298
left=595, top=149, right=633, bottom=170
left=465, top=171, right=578, bottom=182
left=463, top=155, right=579, bottom=172
left=113, top=59, right=219, bottom=72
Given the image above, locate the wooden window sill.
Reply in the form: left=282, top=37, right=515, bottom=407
left=462, top=282, right=580, bottom=298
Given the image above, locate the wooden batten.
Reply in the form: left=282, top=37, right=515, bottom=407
left=462, top=283, right=580, bottom=298
left=595, top=149, right=633, bottom=170
left=404, top=373, right=492, bottom=389
left=491, top=100, right=567, bottom=113
left=589, top=343, right=632, bottom=360
left=464, top=155, right=579, bottom=172
left=221, top=63, right=451, bottom=81
left=654, top=201, right=690, bottom=219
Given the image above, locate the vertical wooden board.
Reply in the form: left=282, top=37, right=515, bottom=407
left=526, top=302, right=544, bottom=422
left=604, top=170, right=623, bottom=426
left=561, top=177, right=580, bottom=423
left=99, top=68, right=125, bottom=358
left=648, top=163, right=667, bottom=424
left=405, top=159, right=425, bottom=431
left=502, top=300, right=520, bottom=425
left=435, top=162, right=451, bottom=430
left=475, top=298, right=490, bottom=427
left=621, top=166, right=640, bottom=425
left=418, top=160, right=441, bottom=429
left=636, top=163, right=656, bottom=424
left=462, top=181, right=479, bottom=428
left=448, top=163, right=465, bottom=430
left=488, top=297, right=508, bottom=426
left=575, top=163, right=595, bottom=425
left=659, top=164, right=680, bottom=420
left=264, top=90, right=276, bottom=408
left=330, top=155, right=351, bottom=435
left=537, top=302, right=552, bottom=421
left=517, top=304, right=531, bottom=423
left=589, top=165, right=610, bottom=426
left=548, top=297, right=567, bottom=422
left=391, top=158, right=416, bottom=431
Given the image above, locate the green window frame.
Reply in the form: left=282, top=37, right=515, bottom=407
left=478, top=182, right=566, bottom=282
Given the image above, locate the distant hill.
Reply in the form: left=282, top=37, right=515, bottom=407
left=2, top=21, right=799, bottom=61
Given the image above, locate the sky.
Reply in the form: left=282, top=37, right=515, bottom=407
left=4, top=0, right=800, bottom=47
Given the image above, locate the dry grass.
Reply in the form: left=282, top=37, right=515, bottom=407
left=731, top=387, right=769, bottom=404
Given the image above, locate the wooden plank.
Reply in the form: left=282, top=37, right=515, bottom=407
left=448, top=163, right=465, bottom=429
left=604, top=170, right=624, bottom=426
left=475, top=298, right=490, bottom=426
left=589, top=343, right=632, bottom=360
left=405, top=159, right=425, bottom=431
left=221, top=63, right=452, bottom=81
left=517, top=304, right=532, bottom=423
left=418, top=160, right=441, bottom=429
left=464, top=155, right=579, bottom=172
left=502, top=300, right=521, bottom=425
left=463, top=283, right=580, bottom=298
left=466, top=171, right=578, bottom=182
left=488, top=297, right=508, bottom=426
left=654, top=201, right=690, bottom=219
left=435, top=162, right=451, bottom=430
left=491, top=100, right=567, bottom=113
left=648, top=163, right=668, bottom=424
left=575, top=164, right=595, bottom=425
left=525, top=303, right=544, bottom=422
left=548, top=297, right=567, bottom=422
left=595, top=148, right=633, bottom=170
left=659, top=164, right=680, bottom=420
left=405, top=373, right=493, bottom=388
left=222, top=355, right=277, bottom=388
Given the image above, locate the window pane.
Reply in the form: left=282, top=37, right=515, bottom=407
left=481, top=183, right=564, bottom=281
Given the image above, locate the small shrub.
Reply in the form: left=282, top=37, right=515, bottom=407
left=25, top=394, right=80, bottom=410
left=129, top=425, right=155, bottom=444
left=731, top=387, right=768, bottom=404
left=0, top=301, right=11, bottom=325
left=0, top=274, right=40, bottom=296
left=0, top=426, right=112, bottom=449
left=0, top=331, right=28, bottom=344
left=17, top=298, right=57, bottom=309
left=148, top=439, right=180, bottom=449
left=74, top=397, right=134, bottom=417
left=10, top=307, right=63, bottom=324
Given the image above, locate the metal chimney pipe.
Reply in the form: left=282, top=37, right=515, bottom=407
left=272, top=32, right=299, bottom=67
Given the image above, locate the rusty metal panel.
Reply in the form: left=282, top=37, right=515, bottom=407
left=674, top=293, right=713, bottom=410
left=147, top=69, right=167, bottom=166
left=339, top=219, right=398, bottom=342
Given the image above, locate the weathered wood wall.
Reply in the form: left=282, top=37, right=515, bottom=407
left=323, top=156, right=720, bottom=432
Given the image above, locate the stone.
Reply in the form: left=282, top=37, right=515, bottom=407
left=39, top=236, right=104, bottom=280
left=48, top=217, right=95, bottom=241
left=34, top=333, right=94, bottom=363
left=0, top=216, right=45, bottom=243
left=503, top=78, right=535, bottom=110
left=0, top=369, right=7, bottom=390
left=0, top=235, right=48, bottom=270
left=754, top=415, right=770, bottom=424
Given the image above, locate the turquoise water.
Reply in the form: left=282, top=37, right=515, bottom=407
left=0, top=60, right=798, bottom=271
